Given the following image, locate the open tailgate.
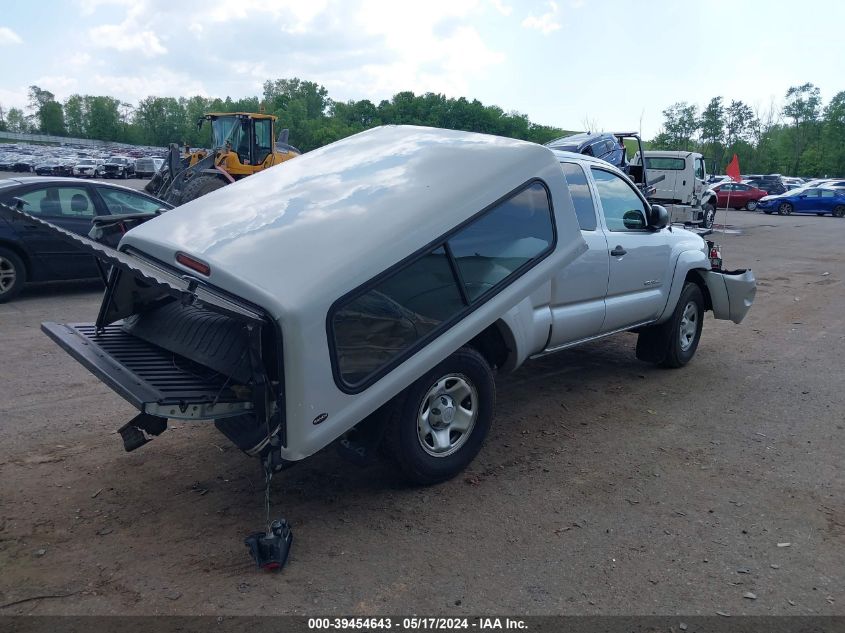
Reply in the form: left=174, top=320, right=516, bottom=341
left=2, top=202, right=267, bottom=420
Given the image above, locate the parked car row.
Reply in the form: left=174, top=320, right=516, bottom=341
left=0, top=141, right=166, bottom=180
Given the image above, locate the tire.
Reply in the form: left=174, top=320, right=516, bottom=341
left=834, top=205, right=845, bottom=218
left=0, top=247, right=26, bottom=304
left=636, top=283, right=704, bottom=369
left=746, top=200, right=758, bottom=211
left=386, top=347, right=495, bottom=485
left=179, top=174, right=228, bottom=204
left=701, top=202, right=716, bottom=229
left=778, top=202, right=793, bottom=216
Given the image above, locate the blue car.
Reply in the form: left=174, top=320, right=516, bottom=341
left=0, top=177, right=172, bottom=302
left=757, top=187, right=845, bottom=217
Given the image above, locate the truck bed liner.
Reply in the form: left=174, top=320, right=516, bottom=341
left=42, top=322, right=252, bottom=420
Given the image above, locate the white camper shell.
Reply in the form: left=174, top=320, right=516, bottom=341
left=36, top=125, right=754, bottom=486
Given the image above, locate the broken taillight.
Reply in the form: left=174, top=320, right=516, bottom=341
left=707, top=241, right=723, bottom=270
left=175, top=252, right=211, bottom=276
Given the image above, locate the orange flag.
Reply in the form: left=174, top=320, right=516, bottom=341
left=726, top=154, right=741, bottom=182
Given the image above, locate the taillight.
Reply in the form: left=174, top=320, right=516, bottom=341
left=708, top=241, right=722, bottom=270
left=175, top=252, right=211, bottom=276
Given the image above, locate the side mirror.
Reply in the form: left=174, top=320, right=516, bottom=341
left=622, top=210, right=647, bottom=230
left=647, top=204, right=669, bottom=230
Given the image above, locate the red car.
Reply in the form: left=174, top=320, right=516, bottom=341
left=713, top=182, right=768, bottom=211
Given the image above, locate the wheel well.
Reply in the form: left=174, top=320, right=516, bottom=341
left=685, top=269, right=712, bottom=311
left=0, top=240, right=31, bottom=276
left=466, top=321, right=512, bottom=371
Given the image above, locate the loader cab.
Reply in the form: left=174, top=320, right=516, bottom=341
left=200, top=113, right=277, bottom=169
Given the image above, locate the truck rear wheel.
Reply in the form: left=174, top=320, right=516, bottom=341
left=636, top=283, right=704, bottom=368
left=386, top=347, right=495, bottom=485
left=180, top=174, right=227, bottom=204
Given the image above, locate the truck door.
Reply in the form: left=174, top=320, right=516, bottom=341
left=643, top=155, right=680, bottom=202
left=547, top=162, right=609, bottom=347
left=693, top=156, right=706, bottom=205
left=589, top=167, right=672, bottom=332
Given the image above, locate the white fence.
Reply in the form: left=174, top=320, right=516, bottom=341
left=0, top=130, right=163, bottom=151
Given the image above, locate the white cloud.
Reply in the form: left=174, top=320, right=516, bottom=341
left=77, top=0, right=133, bottom=15
left=522, top=1, right=561, bottom=35
left=35, top=76, right=79, bottom=95
left=206, top=0, right=328, bottom=33
left=0, top=26, right=23, bottom=45
left=353, top=0, right=504, bottom=98
left=90, top=68, right=207, bottom=102
left=88, top=3, right=167, bottom=56
left=490, top=0, right=513, bottom=16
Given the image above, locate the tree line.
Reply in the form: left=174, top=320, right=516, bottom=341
left=0, top=79, right=570, bottom=153
left=1, top=79, right=842, bottom=177
left=650, top=83, right=845, bottom=177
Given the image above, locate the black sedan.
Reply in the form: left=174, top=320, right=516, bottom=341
left=0, top=177, right=172, bottom=302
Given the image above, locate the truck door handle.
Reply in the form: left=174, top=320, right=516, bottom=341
left=610, top=246, right=627, bottom=257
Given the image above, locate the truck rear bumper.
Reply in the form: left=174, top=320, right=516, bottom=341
left=703, top=269, right=756, bottom=324
left=42, top=322, right=253, bottom=420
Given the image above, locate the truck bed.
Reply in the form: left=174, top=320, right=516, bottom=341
left=42, top=322, right=253, bottom=420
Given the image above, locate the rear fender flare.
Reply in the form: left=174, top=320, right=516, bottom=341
left=497, top=296, right=552, bottom=372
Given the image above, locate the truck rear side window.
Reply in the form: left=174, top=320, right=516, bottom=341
left=330, top=180, right=556, bottom=391
left=560, top=162, right=597, bottom=231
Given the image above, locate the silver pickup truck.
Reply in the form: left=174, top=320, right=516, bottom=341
left=23, top=125, right=755, bottom=487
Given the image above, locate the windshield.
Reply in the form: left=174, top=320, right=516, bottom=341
left=211, top=117, right=245, bottom=150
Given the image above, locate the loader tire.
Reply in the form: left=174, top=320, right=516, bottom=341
left=179, top=174, right=227, bottom=204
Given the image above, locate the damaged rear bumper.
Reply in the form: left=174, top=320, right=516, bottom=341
left=704, top=269, right=756, bottom=324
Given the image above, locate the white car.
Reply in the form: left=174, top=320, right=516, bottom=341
left=34, top=126, right=755, bottom=486
left=72, top=158, right=103, bottom=178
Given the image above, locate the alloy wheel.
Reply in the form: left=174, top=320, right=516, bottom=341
left=0, top=255, right=17, bottom=295
left=678, top=301, right=699, bottom=352
left=417, top=373, right=478, bottom=457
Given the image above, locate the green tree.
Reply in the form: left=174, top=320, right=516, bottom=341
left=821, top=91, right=845, bottom=176
left=699, top=97, right=725, bottom=168
left=64, top=95, right=86, bottom=137
left=782, top=82, right=822, bottom=174
left=87, top=96, right=123, bottom=141
left=27, top=85, right=65, bottom=135
left=654, top=102, right=698, bottom=150
left=40, top=101, right=66, bottom=135
left=6, top=107, right=28, bottom=133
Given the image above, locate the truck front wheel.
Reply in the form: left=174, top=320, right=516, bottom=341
left=702, top=202, right=716, bottom=229
left=386, top=347, right=495, bottom=485
left=636, top=283, right=704, bottom=368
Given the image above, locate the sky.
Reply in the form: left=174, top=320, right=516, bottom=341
left=0, top=0, right=842, bottom=138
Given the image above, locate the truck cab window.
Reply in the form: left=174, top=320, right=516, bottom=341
left=591, top=168, right=648, bottom=231
left=560, top=162, right=597, bottom=231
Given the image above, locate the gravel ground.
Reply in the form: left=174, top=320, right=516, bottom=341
left=0, top=202, right=842, bottom=616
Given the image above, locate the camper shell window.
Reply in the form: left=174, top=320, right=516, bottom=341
left=330, top=180, right=556, bottom=391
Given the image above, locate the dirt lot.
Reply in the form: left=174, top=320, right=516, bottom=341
left=0, top=207, right=843, bottom=616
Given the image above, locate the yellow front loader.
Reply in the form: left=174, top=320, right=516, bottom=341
left=146, top=112, right=300, bottom=205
